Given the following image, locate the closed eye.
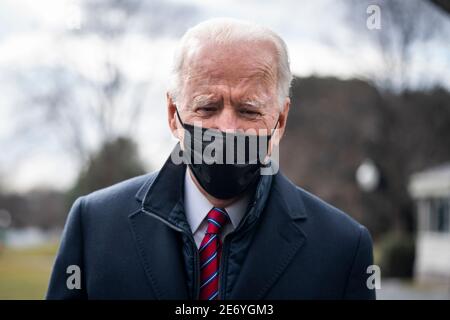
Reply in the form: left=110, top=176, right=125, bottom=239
left=195, top=104, right=219, bottom=114
left=240, top=109, right=258, bottom=114
left=239, top=108, right=261, bottom=117
left=202, top=106, right=217, bottom=112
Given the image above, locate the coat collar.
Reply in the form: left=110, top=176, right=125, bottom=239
left=130, top=143, right=308, bottom=299
left=229, top=172, right=308, bottom=299
left=134, top=143, right=290, bottom=229
left=135, top=143, right=308, bottom=223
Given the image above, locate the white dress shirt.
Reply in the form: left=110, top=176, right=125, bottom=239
left=184, top=168, right=250, bottom=248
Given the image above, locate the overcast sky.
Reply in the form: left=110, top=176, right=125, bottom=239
left=1, top=0, right=449, bottom=192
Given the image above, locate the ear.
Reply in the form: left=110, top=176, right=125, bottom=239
left=167, top=92, right=182, bottom=139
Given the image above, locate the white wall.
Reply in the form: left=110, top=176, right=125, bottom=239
left=415, top=232, right=450, bottom=281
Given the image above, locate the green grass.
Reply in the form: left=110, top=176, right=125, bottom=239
left=0, top=242, right=58, bottom=300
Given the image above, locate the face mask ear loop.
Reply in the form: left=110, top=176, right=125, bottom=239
left=175, top=107, right=185, bottom=128
left=267, top=115, right=280, bottom=142
left=263, top=115, right=281, bottom=166
left=175, top=107, right=188, bottom=158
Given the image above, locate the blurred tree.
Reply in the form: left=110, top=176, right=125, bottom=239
left=283, top=76, right=450, bottom=239
left=0, top=0, right=199, bottom=227
left=0, top=137, right=145, bottom=229
left=348, top=0, right=449, bottom=93
left=430, top=0, right=450, bottom=14
left=378, top=231, right=416, bottom=278
left=79, top=0, right=198, bottom=38
left=0, top=189, right=66, bottom=229
left=66, top=136, right=146, bottom=207
left=341, top=0, right=450, bottom=239
left=13, top=0, right=198, bottom=166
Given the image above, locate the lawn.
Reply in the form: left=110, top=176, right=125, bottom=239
left=0, top=242, right=58, bottom=299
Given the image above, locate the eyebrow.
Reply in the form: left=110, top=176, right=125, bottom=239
left=188, top=95, right=268, bottom=109
left=189, top=94, right=218, bottom=108
left=239, top=98, right=266, bottom=108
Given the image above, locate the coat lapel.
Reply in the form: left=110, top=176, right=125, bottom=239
left=129, top=145, right=308, bottom=300
left=128, top=209, right=190, bottom=299
left=230, top=173, right=308, bottom=299
left=129, top=147, right=191, bottom=299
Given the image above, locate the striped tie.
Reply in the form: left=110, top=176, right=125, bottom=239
left=198, top=207, right=230, bottom=300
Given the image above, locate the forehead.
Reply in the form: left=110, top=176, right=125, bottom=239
left=182, top=40, right=278, bottom=90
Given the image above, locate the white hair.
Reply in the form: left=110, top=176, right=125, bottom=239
left=169, top=17, right=293, bottom=109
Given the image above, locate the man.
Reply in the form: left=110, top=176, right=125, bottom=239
left=47, top=18, right=376, bottom=300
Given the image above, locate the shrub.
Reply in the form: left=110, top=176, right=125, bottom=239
left=378, top=232, right=416, bottom=278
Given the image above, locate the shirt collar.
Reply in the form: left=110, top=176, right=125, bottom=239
left=184, top=167, right=249, bottom=234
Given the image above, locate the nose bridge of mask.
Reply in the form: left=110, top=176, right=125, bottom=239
left=176, top=107, right=278, bottom=164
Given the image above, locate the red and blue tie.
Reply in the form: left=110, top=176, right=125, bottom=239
left=198, top=207, right=230, bottom=300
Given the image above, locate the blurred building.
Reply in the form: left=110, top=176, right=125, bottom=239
left=409, top=163, right=450, bottom=282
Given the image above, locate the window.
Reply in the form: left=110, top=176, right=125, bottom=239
left=429, top=198, right=450, bottom=233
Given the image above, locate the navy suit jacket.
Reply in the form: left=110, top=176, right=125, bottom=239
left=47, top=154, right=376, bottom=300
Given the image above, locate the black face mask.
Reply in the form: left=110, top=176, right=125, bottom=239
left=176, top=108, right=279, bottom=199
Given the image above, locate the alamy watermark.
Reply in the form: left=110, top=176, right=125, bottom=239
left=64, top=264, right=381, bottom=291
left=170, top=124, right=281, bottom=176
left=66, top=264, right=81, bottom=290
left=366, top=264, right=381, bottom=290
left=366, top=4, right=381, bottom=30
